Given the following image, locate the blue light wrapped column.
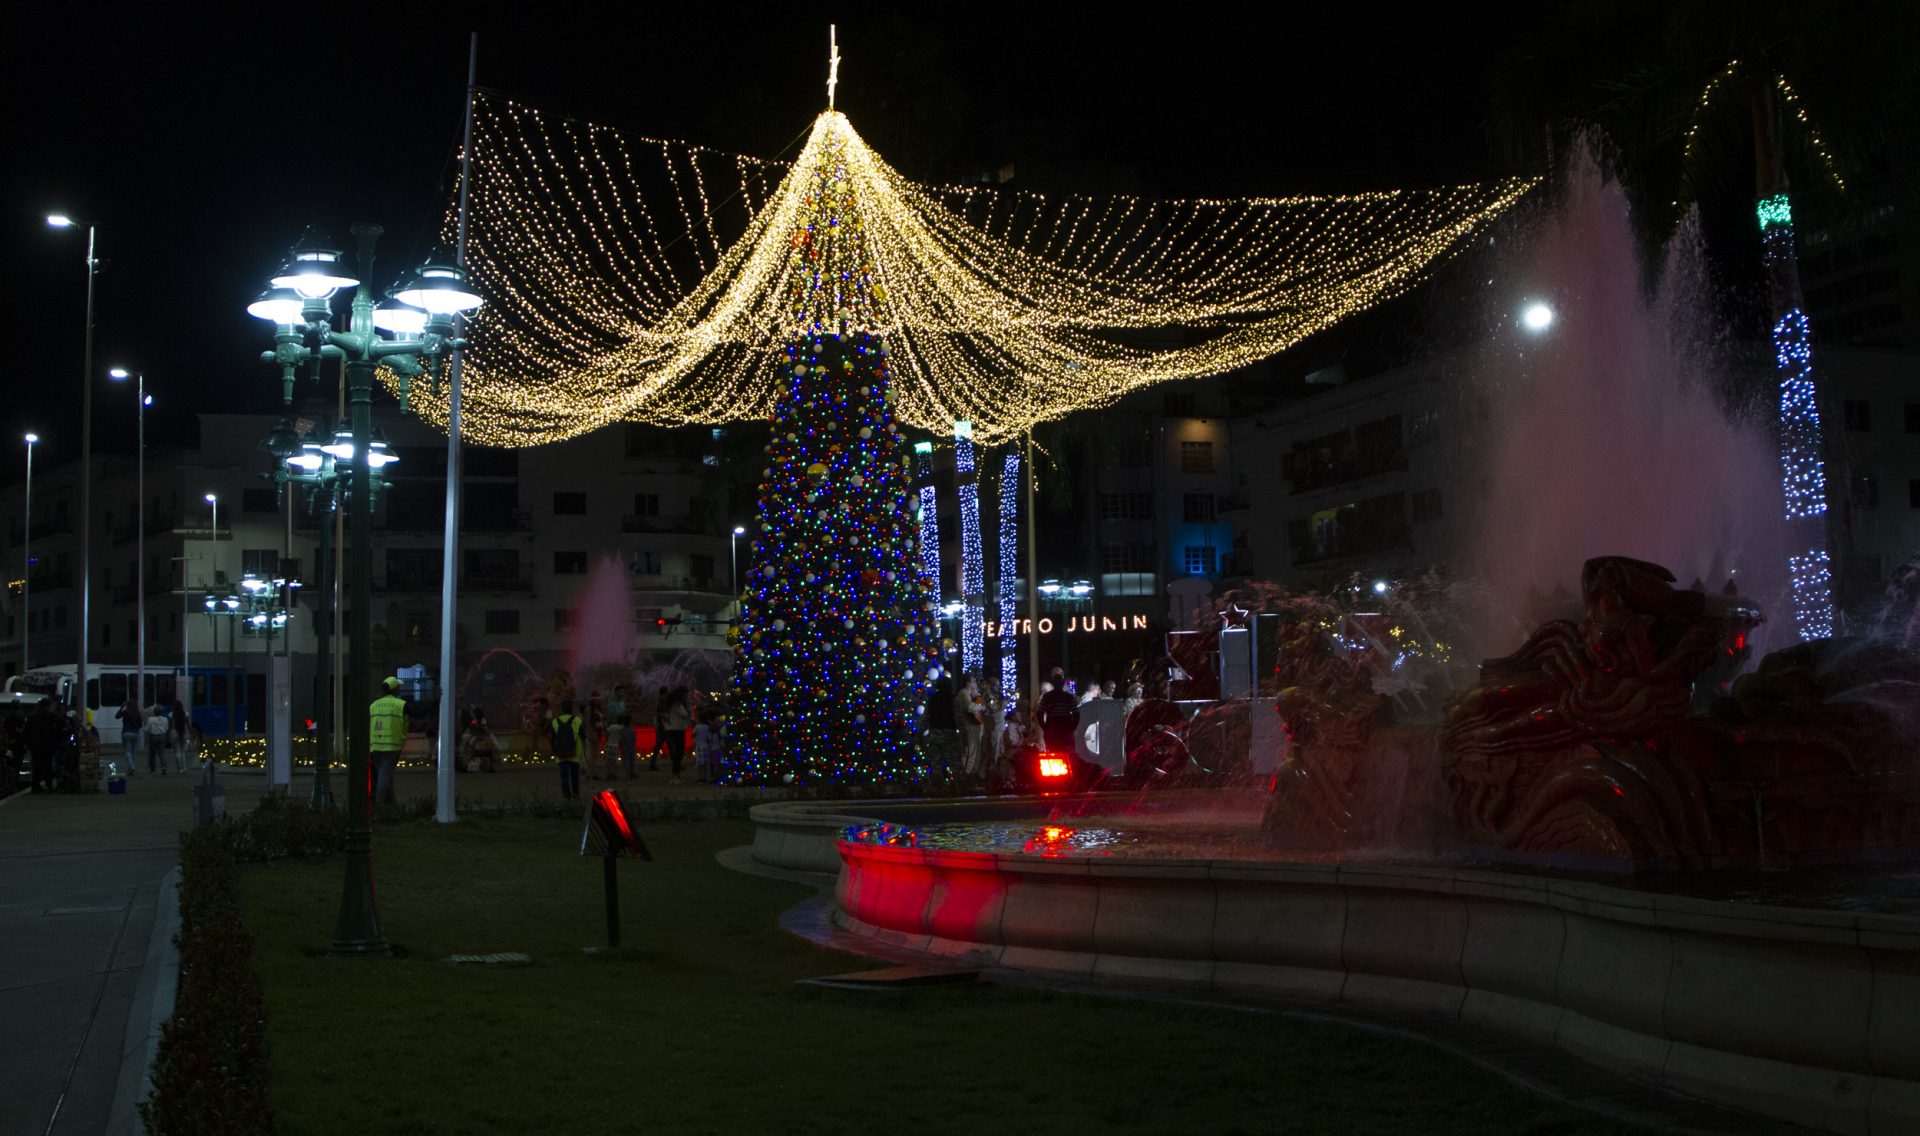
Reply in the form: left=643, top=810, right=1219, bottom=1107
left=956, top=424, right=984, bottom=674
left=995, top=449, right=1022, bottom=703
left=1761, top=194, right=1835, bottom=640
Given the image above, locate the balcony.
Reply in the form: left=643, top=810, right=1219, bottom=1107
left=465, top=507, right=533, bottom=533
left=461, top=570, right=533, bottom=592
left=631, top=574, right=729, bottom=594
left=379, top=573, right=445, bottom=593
left=1286, top=449, right=1408, bottom=496
left=620, top=514, right=706, bottom=535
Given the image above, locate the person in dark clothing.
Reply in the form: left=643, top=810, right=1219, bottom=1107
left=1037, top=668, right=1081, bottom=754
left=657, top=687, right=690, bottom=783
left=921, top=673, right=960, bottom=784
left=24, top=700, right=64, bottom=793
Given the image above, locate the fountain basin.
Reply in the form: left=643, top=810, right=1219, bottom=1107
left=752, top=797, right=1920, bottom=1135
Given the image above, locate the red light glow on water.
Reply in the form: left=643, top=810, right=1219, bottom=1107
left=1023, top=825, right=1078, bottom=855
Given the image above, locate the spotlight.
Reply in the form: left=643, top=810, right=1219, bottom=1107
left=1521, top=302, right=1555, bottom=332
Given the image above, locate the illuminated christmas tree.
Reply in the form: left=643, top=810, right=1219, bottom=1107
left=729, top=113, right=938, bottom=783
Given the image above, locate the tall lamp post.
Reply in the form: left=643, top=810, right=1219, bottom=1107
left=269, top=422, right=395, bottom=810
left=1037, top=579, right=1095, bottom=686
left=730, top=525, right=746, bottom=600
left=110, top=369, right=150, bottom=706
left=249, top=225, right=480, bottom=958
left=47, top=215, right=98, bottom=721
left=23, top=433, right=38, bottom=674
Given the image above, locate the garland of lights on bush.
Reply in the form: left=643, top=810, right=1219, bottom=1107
left=396, top=91, right=1536, bottom=446
left=726, top=115, right=939, bottom=784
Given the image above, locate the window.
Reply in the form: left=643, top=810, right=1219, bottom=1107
left=387, top=548, right=442, bottom=588
left=554, top=609, right=576, bottom=632
left=465, top=548, right=519, bottom=584
left=55, top=606, right=67, bottom=630
left=102, top=622, right=111, bottom=647
left=633, top=607, right=662, bottom=626
left=1100, top=543, right=1154, bottom=572
left=1112, top=431, right=1151, bottom=467
left=242, top=487, right=277, bottom=513
left=630, top=550, right=663, bottom=575
left=689, top=554, right=715, bottom=581
left=1097, top=492, right=1152, bottom=520
left=402, top=613, right=432, bottom=645
left=632, top=493, right=660, bottom=516
left=1411, top=487, right=1445, bottom=523
left=1162, top=391, right=1196, bottom=417
left=1851, top=475, right=1879, bottom=509
left=1100, top=572, right=1156, bottom=597
left=242, top=548, right=280, bottom=577
left=484, top=609, right=520, bottom=634
left=1907, top=403, right=1920, bottom=433
left=1183, top=546, right=1217, bottom=576
left=553, top=491, right=587, bottom=515
left=1180, top=440, right=1215, bottom=473
left=128, top=620, right=136, bottom=645
left=553, top=551, right=588, bottom=574
left=1182, top=493, right=1215, bottom=522
left=1844, top=400, right=1873, bottom=431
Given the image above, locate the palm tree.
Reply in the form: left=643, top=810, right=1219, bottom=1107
left=1492, top=0, right=1919, bottom=639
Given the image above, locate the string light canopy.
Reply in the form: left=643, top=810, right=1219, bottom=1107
left=408, top=90, right=1536, bottom=446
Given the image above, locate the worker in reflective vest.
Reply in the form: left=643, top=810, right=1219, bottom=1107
left=369, top=676, right=408, bottom=805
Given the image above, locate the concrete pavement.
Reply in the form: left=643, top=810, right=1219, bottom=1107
left=0, top=768, right=265, bottom=1136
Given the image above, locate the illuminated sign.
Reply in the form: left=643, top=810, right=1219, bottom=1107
left=981, top=614, right=1151, bottom=637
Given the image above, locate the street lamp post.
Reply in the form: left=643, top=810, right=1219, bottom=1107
left=730, top=525, right=746, bottom=601
left=110, top=370, right=150, bottom=707
left=250, top=224, right=480, bottom=958
left=1037, top=579, right=1095, bottom=687
left=47, top=215, right=98, bottom=723
left=23, top=434, right=37, bottom=674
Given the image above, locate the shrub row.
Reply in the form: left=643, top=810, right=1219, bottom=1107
left=141, top=824, right=276, bottom=1135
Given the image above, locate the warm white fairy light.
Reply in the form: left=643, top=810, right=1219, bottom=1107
left=398, top=92, right=1535, bottom=446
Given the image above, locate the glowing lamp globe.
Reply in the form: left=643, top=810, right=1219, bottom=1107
left=1521, top=302, right=1555, bottom=332
left=248, top=286, right=308, bottom=325
left=372, top=300, right=429, bottom=337
left=390, top=253, right=483, bottom=315
left=270, top=227, right=358, bottom=299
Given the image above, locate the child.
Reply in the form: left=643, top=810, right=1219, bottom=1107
left=693, top=709, right=722, bottom=784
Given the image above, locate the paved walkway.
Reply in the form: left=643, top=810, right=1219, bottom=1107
left=0, top=769, right=265, bottom=1136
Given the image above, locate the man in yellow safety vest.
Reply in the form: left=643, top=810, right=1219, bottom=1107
left=370, top=676, right=408, bottom=805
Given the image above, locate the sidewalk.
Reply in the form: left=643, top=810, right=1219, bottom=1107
left=0, top=768, right=265, bottom=1136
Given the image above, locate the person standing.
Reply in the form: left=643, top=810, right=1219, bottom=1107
left=115, top=699, right=143, bottom=777
left=143, top=706, right=172, bottom=775
left=658, top=687, right=690, bottom=784
left=957, top=675, right=986, bottom=776
left=550, top=699, right=585, bottom=800
left=692, top=708, right=722, bottom=783
left=921, top=673, right=960, bottom=785
left=170, top=699, right=189, bottom=772
left=1037, top=667, right=1081, bottom=755
left=25, top=700, right=62, bottom=793
left=369, top=676, right=408, bottom=805
left=606, top=685, right=635, bottom=781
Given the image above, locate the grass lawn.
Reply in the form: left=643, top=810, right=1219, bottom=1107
left=244, top=815, right=1654, bottom=1136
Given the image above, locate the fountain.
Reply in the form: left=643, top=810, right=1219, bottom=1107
left=745, top=152, right=1920, bottom=1133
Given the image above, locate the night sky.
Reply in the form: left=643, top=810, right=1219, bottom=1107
left=5, top=5, right=1835, bottom=471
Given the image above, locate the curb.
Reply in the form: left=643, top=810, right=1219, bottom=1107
left=105, top=866, right=181, bottom=1136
